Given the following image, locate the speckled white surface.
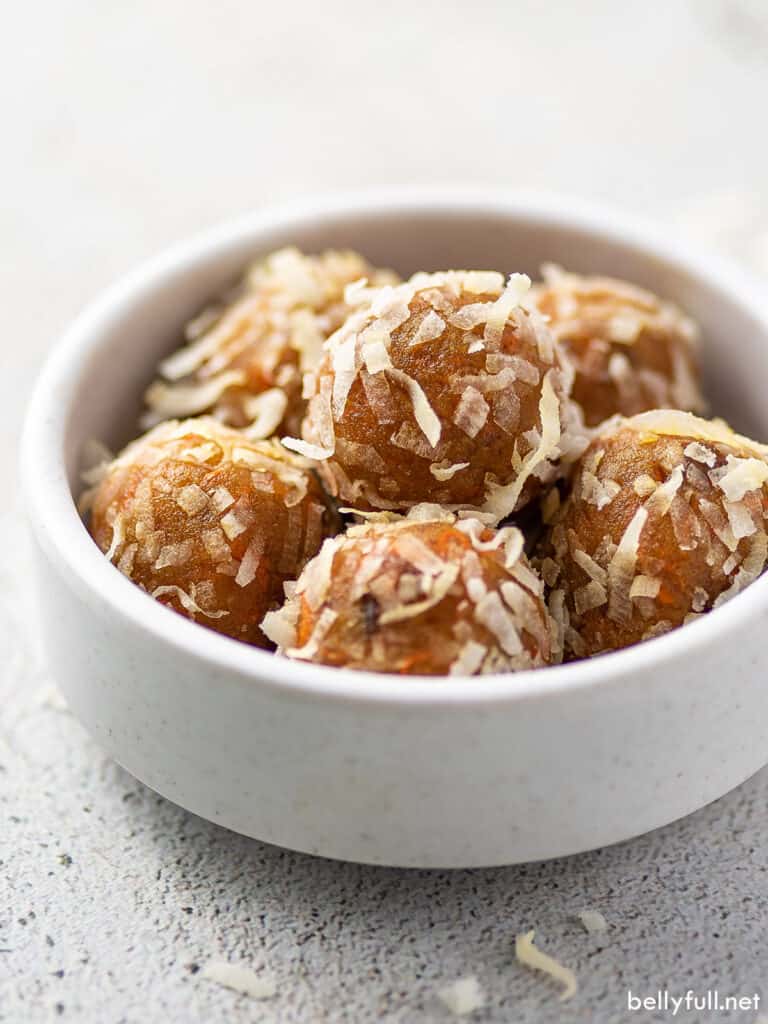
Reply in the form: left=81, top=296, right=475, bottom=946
left=4, top=1, right=768, bottom=1020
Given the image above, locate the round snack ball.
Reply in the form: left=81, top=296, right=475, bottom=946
left=84, top=417, right=338, bottom=647
left=261, top=508, right=557, bottom=675
left=295, top=270, right=585, bottom=520
left=143, top=247, right=399, bottom=438
left=537, top=410, right=768, bottom=659
left=529, top=264, right=705, bottom=427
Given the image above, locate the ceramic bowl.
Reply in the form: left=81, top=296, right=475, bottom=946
left=21, top=188, right=768, bottom=867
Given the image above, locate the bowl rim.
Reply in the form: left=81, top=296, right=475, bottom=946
left=20, top=185, right=768, bottom=707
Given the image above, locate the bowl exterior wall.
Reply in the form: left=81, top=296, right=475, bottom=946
left=22, top=191, right=768, bottom=867
left=33, top=538, right=768, bottom=867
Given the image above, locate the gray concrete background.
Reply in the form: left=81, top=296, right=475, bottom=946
left=3, top=1, right=768, bottom=1020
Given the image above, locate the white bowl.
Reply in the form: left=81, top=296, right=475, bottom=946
left=21, top=188, right=768, bottom=868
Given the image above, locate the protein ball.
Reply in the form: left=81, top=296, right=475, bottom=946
left=261, top=509, right=557, bottom=675
left=529, top=264, right=705, bottom=426
left=83, top=417, right=338, bottom=647
left=294, top=270, right=584, bottom=520
left=538, top=410, right=768, bottom=659
left=142, top=248, right=399, bottom=438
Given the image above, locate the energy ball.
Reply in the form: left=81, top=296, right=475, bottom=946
left=143, top=247, right=399, bottom=438
left=530, top=264, right=705, bottom=426
left=84, top=417, right=338, bottom=647
left=538, top=410, right=768, bottom=659
left=261, top=509, right=557, bottom=674
left=296, top=270, right=584, bottom=520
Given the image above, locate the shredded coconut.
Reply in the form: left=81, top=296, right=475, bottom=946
left=242, top=387, right=288, bottom=439
left=453, top=387, right=490, bottom=438
left=282, top=437, right=333, bottom=461
left=630, top=574, right=661, bottom=599
left=607, top=507, right=648, bottom=623
left=449, top=640, right=488, bottom=676
left=577, top=910, right=608, bottom=934
left=200, top=962, right=277, bottom=1000
left=408, top=309, right=446, bottom=347
left=430, top=461, right=470, bottom=481
left=436, top=976, right=486, bottom=1016
left=515, top=930, right=577, bottom=1002
left=712, top=455, right=768, bottom=502
left=151, top=585, right=228, bottom=619
left=482, top=372, right=562, bottom=520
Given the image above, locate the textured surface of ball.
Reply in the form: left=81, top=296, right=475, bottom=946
left=537, top=411, right=768, bottom=658
left=262, top=509, right=557, bottom=674
left=143, top=247, right=399, bottom=437
left=530, top=264, right=705, bottom=427
left=85, top=417, right=337, bottom=646
left=298, top=271, right=584, bottom=519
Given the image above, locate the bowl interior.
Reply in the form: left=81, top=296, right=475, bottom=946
left=61, top=198, right=768, bottom=495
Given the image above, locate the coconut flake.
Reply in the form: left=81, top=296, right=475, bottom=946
left=632, top=474, right=658, bottom=498
left=392, top=533, right=450, bottom=575
left=362, top=338, right=393, bottom=374
left=630, top=574, right=661, bottom=599
left=389, top=370, right=442, bottom=448
left=577, top=910, right=608, bottom=934
left=155, top=541, right=193, bottom=569
left=329, top=333, right=359, bottom=419
left=361, top=368, right=397, bottom=424
left=448, top=302, right=495, bottom=330
left=460, top=270, right=505, bottom=294
left=242, top=388, right=289, bottom=440
left=175, top=483, right=209, bottom=516
left=408, top=309, right=446, bottom=348
left=722, top=552, right=742, bottom=575
left=151, top=585, right=229, bottom=619
left=449, top=641, right=488, bottom=677
left=515, top=930, right=577, bottom=1002
left=684, top=442, right=716, bottom=467
left=282, top=437, right=333, bottom=461
left=436, top=976, right=486, bottom=1016
left=143, top=369, right=245, bottom=422
left=430, top=461, right=470, bottom=482
left=492, top=390, right=521, bottom=435
left=572, top=547, right=608, bottom=585
left=539, top=557, right=561, bottom=587
left=200, top=962, right=277, bottom=1001
left=474, top=591, right=523, bottom=655
left=286, top=607, right=338, bottom=660
left=482, top=372, right=562, bottom=520
left=211, top=486, right=235, bottom=513
left=202, top=526, right=233, bottom=565
left=626, top=410, right=768, bottom=458
left=379, top=564, right=460, bottom=625
left=699, top=498, right=739, bottom=552
left=607, top=507, right=648, bottom=623
left=235, top=537, right=264, bottom=587
left=574, top=580, right=608, bottom=614
left=581, top=472, right=621, bottom=510
left=104, top=514, right=125, bottom=562
left=725, top=500, right=757, bottom=540
left=712, top=456, right=768, bottom=502
left=261, top=602, right=299, bottom=649
left=713, top=531, right=768, bottom=607
left=644, top=465, right=684, bottom=519
left=221, top=508, right=253, bottom=541
left=299, top=537, right=338, bottom=610
left=453, top=387, right=490, bottom=439
left=483, top=273, right=530, bottom=347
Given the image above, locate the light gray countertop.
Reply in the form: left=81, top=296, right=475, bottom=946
left=3, top=2, right=768, bottom=1020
